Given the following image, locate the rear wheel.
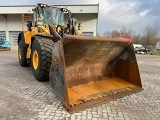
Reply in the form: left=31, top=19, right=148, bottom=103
left=31, top=37, right=54, bottom=81
left=18, top=40, right=28, bottom=67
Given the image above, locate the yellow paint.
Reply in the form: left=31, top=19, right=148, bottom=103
left=76, top=30, right=82, bottom=35
left=26, top=47, right=31, bottom=59
left=38, top=25, right=50, bottom=35
left=23, top=25, right=52, bottom=59
left=31, top=27, right=38, bottom=35
left=24, top=31, right=32, bottom=44
left=18, top=48, right=22, bottom=60
left=67, top=77, right=137, bottom=107
left=56, top=26, right=61, bottom=33
left=32, top=50, right=39, bottom=70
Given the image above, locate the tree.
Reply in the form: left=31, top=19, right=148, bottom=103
left=102, top=23, right=160, bottom=48
left=103, top=26, right=133, bottom=38
left=103, top=31, right=119, bottom=37
left=119, top=26, right=133, bottom=36
left=143, top=24, right=160, bottom=45
left=132, top=34, right=142, bottom=44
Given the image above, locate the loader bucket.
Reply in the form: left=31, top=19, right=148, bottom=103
left=49, top=35, right=143, bottom=111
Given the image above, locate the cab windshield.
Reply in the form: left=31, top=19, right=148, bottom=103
left=37, top=6, right=64, bottom=26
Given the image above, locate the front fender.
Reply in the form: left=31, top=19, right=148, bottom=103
left=18, top=32, right=29, bottom=48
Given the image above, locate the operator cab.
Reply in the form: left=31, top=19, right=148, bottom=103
left=31, top=3, right=82, bottom=37
left=32, top=3, right=64, bottom=27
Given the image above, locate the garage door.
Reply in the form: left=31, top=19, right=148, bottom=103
left=9, top=31, right=20, bottom=51
left=0, top=31, right=6, bottom=45
left=0, top=31, right=6, bottom=40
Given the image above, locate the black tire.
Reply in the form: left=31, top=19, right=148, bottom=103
left=18, top=40, right=28, bottom=67
left=31, top=37, right=54, bottom=81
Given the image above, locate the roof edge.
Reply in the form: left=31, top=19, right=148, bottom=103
left=0, top=4, right=99, bottom=7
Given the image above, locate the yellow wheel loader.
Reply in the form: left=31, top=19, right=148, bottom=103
left=18, top=3, right=143, bottom=112
left=18, top=3, right=81, bottom=81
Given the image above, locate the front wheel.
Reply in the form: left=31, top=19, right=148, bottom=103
left=31, top=37, right=54, bottom=81
left=18, top=40, right=28, bottom=67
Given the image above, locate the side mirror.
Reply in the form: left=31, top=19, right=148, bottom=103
left=27, top=21, right=33, bottom=31
left=27, top=21, right=33, bottom=27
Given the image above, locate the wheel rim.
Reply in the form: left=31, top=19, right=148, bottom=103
left=32, top=50, right=39, bottom=70
left=18, top=48, right=22, bottom=60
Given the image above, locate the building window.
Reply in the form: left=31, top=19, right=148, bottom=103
left=82, top=32, right=93, bottom=36
left=0, top=31, right=6, bottom=40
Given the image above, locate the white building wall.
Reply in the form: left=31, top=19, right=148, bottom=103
left=0, top=15, right=6, bottom=31
left=0, top=15, right=23, bottom=50
left=7, top=14, right=22, bottom=31
left=73, top=14, right=97, bottom=36
left=0, top=14, right=22, bottom=41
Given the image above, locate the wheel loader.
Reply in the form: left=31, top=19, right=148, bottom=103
left=18, top=3, right=81, bottom=80
left=18, top=3, right=143, bottom=112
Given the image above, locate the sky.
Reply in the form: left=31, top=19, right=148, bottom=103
left=1, top=0, right=160, bottom=35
